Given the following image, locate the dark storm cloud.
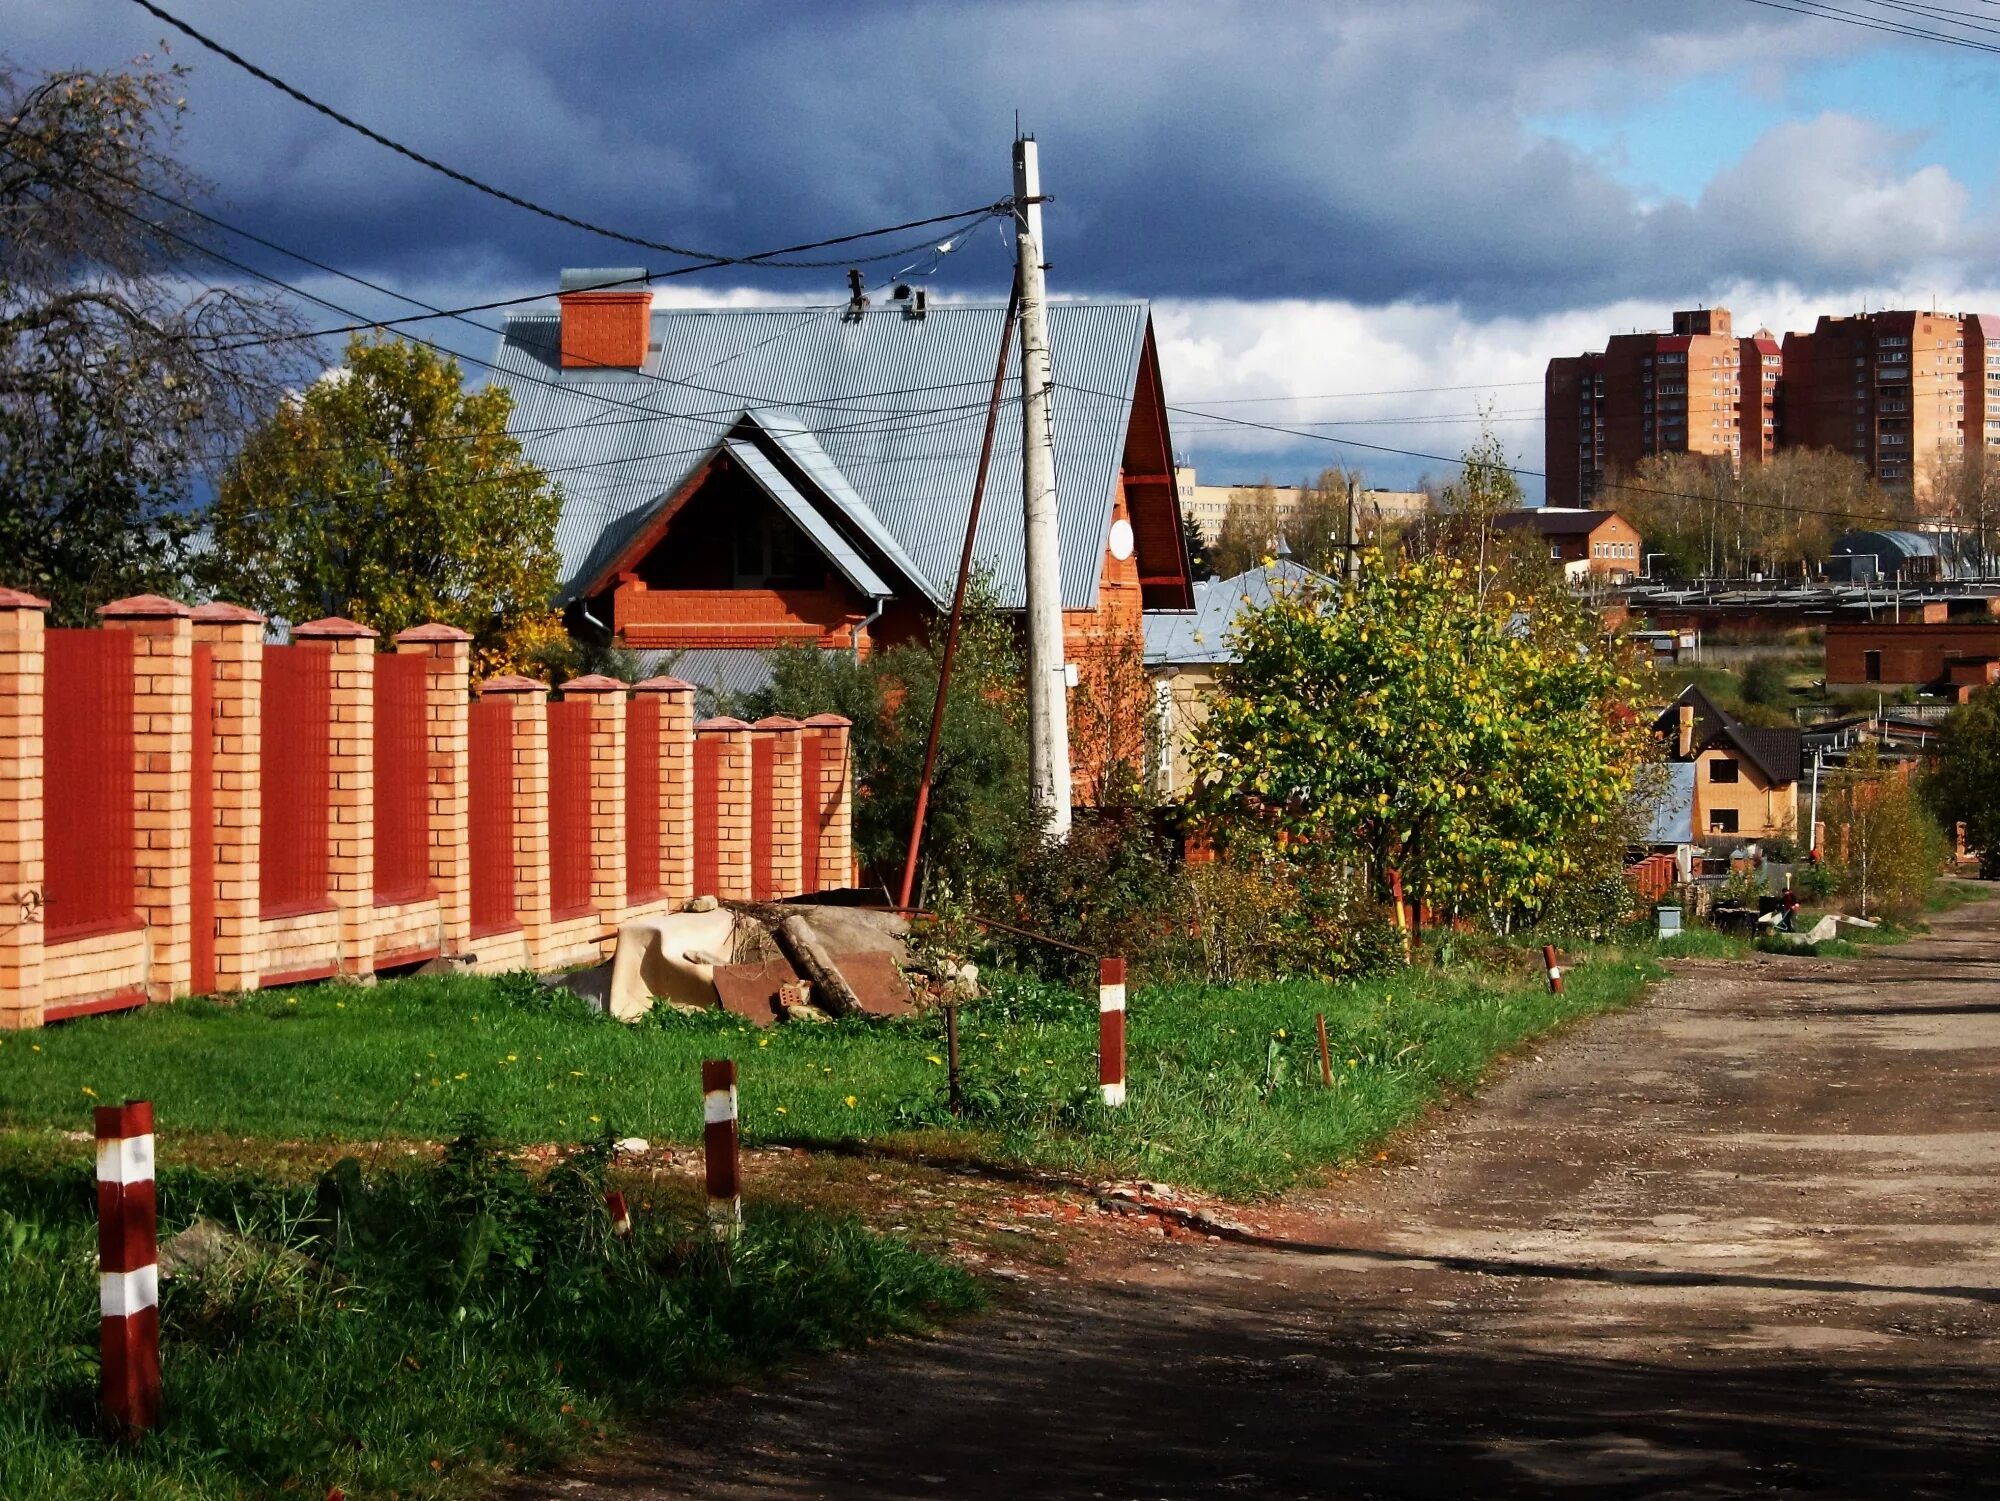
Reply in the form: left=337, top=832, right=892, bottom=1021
left=9, top=0, right=1954, bottom=316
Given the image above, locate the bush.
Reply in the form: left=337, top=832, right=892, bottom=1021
left=1740, top=655, right=1790, bottom=706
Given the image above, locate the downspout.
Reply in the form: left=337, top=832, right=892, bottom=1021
left=852, top=595, right=888, bottom=661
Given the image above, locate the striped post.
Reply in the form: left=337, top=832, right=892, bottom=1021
left=1543, top=944, right=1564, bottom=995
left=605, top=1190, right=632, bottom=1238
left=95, top=1100, right=160, bottom=1437
left=701, top=1059, right=741, bottom=1239
left=1098, top=957, right=1127, bottom=1108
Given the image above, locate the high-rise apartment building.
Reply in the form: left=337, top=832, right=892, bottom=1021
left=1545, top=307, right=1778, bottom=507
left=1550, top=305, right=2000, bottom=508
left=1778, top=310, right=1993, bottom=499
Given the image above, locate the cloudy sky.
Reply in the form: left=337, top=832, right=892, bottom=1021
left=16, top=0, right=2000, bottom=498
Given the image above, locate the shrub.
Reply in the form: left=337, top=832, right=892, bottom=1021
left=1740, top=655, right=1789, bottom=706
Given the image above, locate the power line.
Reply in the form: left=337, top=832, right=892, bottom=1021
left=1172, top=379, right=1543, bottom=404
left=1734, top=0, right=2000, bottom=50
left=127, top=0, right=1011, bottom=265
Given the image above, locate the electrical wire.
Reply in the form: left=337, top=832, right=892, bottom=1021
left=1734, top=0, right=2000, bottom=51
left=126, top=0, right=1012, bottom=265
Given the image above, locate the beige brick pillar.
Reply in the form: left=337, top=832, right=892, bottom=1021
left=697, top=717, right=754, bottom=901
left=753, top=716, right=804, bottom=899
left=190, top=603, right=265, bottom=992
left=480, top=676, right=551, bottom=962
left=561, top=675, right=628, bottom=937
left=804, top=713, right=855, bottom=891
left=99, top=595, right=193, bottom=1001
left=396, top=624, right=472, bottom=957
left=294, top=617, right=377, bottom=978
left=0, top=589, right=48, bottom=1029
left=634, top=676, right=695, bottom=908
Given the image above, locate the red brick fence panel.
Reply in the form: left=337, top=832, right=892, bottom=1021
left=693, top=732, right=721, bottom=898
left=372, top=651, right=430, bottom=906
left=626, top=695, right=662, bottom=904
left=189, top=643, right=215, bottom=993
left=43, top=630, right=136, bottom=943
left=468, top=697, right=516, bottom=938
left=259, top=645, right=331, bottom=919
left=546, top=698, right=593, bottom=922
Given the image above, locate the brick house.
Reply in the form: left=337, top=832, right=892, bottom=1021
left=1825, top=617, right=2000, bottom=689
left=1491, top=508, right=1643, bottom=583
left=485, top=273, right=1194, bottom=781
left=1652, top=685, right=1802, bottom=841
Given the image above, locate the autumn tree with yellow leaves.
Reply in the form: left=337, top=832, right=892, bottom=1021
left=1188, top=553, right=1652, bottom=933
left=202, top=335, right=562, bottom=674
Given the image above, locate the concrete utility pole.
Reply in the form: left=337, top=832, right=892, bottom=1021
left=1345, top=477, right=1361, bottom=585
left=1014, top=135, right=1072, bottom=836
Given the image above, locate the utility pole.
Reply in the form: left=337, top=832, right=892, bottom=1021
left=1344, top=476, right=1361, bottom=585
left=1014, top=134, right=1072, bottom=837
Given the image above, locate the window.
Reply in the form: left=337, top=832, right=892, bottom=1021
left=1864, top=649, right=1883, bottom=683
left=1549, top=544, right=1562, bottom=561
left=1709, top=809, right=1739, bottom=834
left=1708, top=758, right=1740, bottom=784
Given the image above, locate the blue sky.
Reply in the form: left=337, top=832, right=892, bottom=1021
left=15, top=1, right=2000, bottom=501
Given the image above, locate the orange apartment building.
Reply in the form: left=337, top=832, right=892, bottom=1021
left=1779, top=310, right=2000, bottom=499
left=485, top=274, right=1194, bottom=787
left=1545, top=307, right=1780, bottom=507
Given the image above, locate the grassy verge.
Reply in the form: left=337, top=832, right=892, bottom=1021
left=0, top=1129, right=977, bottom=1501
left=0, top=955, right=1660, bottom=1200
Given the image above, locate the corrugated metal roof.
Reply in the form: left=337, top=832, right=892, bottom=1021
left=629, top=646, right=789, bottom=711
left=725, top=439, right=892, bottom=599
left=487, top=301, right=1152, bottom=610
left=1143, top=558, right=1331, bottom=666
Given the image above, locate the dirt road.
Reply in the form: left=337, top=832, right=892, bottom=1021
left=516, top=904, right=2000, bottom=1499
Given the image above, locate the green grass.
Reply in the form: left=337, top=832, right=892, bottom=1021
left=0, top=957, right=1660, bottom=1200
left=0, top=1132, right=978, bottom=1501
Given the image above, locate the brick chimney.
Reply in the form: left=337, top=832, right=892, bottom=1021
left=558, top=268, right=652, bottom=370
left=1677, top=703, right=1695, bottom=759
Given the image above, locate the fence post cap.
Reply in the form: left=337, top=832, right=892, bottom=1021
left=752, top=714, right=803, bottom=731
left=0, top=587, right=50, bottom=611
left=802, top=713, right=853, bottom=728
left=695, top=715, right=750, bottom=731
left=394, top=621, right=473, bottom=643
left=97, top=594, right=191, bottom=619
left=479, top=673, right=550, bottom=695
left=561, top=673, right=627, bottom=694
left=190, top=601, right=267, bottom=624
left=633, top=675, right=695, bottom=694
left=292, top=616, right=378, bottom=639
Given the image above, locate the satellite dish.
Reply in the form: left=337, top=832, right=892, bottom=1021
left=1109, top=518, right=1135, bottom=561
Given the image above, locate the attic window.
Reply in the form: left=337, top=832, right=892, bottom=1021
left=1709, top=758, right=1740, bottom=784
left=732, top=508, right=816, bottom=589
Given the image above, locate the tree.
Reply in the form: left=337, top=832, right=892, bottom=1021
left=736, top=575, right=1030, bottom=897
left=1933, top=446, right=2000, bottom=574
left=1188, top=553, right=1651, bottom=931
left=1824, top=741, right=1944, bottom=918
left=1286, top=466, right=1365, bottom=577
left=1179, top=506, right=1213, bottom=580
left=203, top=335, right=562, bottom=673
left=0, top=59, right=302, bottom=622
left=1209, top=482, right=1281, bottom=579
left=1925, top=693, right=2000, bottom=877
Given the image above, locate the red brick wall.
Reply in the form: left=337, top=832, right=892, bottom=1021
left=613, top=582, right=867, bottom=648
left=1826, top=621, right=2000, bottom=686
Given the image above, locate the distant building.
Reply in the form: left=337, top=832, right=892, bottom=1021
left=1825, top=616, right=2000, bottom=688
left=1779, top=310, right=1999, bottom=499
left=1652, top=685, right=1802, bottom=842
left=1490, top=508, right=1644, bottom=583
left=1545, top=306, right=1781, bottom=506
left=1173, top=465, right=1427, bottom=546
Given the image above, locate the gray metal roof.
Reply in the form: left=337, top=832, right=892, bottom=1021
left=629, top=646, right=784, bottom=711
left=487, top=301, right=1153, bottom=609
left=1646, top=760, right=1697, bottom=844
left=1143, top=558, right=1331, bottom=667
left=725, top=439, right=892, bottom=599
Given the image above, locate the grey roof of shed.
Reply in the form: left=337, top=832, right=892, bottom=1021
left=487, top=301, right=1155, bottom=608
left=1143, top=557, right=1331, bottom=667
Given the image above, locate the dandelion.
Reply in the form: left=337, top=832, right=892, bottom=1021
left=569, top=1070, right=585, bottom=1077
left=1348, top=1058, right=1358, bottom=1068
left=926, top=1055, right=943, bottom=1066
left=454, top=1072, right=468, bottom=1081
left=757, top=1036, right=770, bottom=1048
left=505, top=1054, right=518, bottom=1063
left=336, top=1001, right=346, bottom=1009
left=843, top=1095, right=857, bottom=1109
left=30, top=1044, right=40, bottom=1053
left=774, top=1106, right=788, bottom=1115
left=81, top=1086, right=96, bottom=1097
left=1277, top=1028, right=1288, bottom=1038
left=588, top=1115, right=600, bottom=1124
left=285, top=999, right=297, bottom=1007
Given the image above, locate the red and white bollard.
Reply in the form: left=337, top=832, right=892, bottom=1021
left=96, top=1100, right=160, bottom=1437
left=1542, top=944, right=1564, bottom=995
left=604, top=1190, right=632, bottom=1238
left=1098, top=957, right=1127, bottom=1108
left=701, top=1059, right=741, bottom=1240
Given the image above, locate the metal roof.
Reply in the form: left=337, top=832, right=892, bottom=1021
left=724, top=439, right=892, bottom=599
left=487, top=301, right=1154, bottom=609
left=628, top=646, right=787, bottom=712
left=1143, top=558, right=1331, bottom=667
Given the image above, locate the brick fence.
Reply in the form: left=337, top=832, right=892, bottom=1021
left=0, top=591, right=853, bottom=1030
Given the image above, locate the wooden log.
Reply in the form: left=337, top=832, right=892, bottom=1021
left=772, top=913, right=863, bottom=1018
